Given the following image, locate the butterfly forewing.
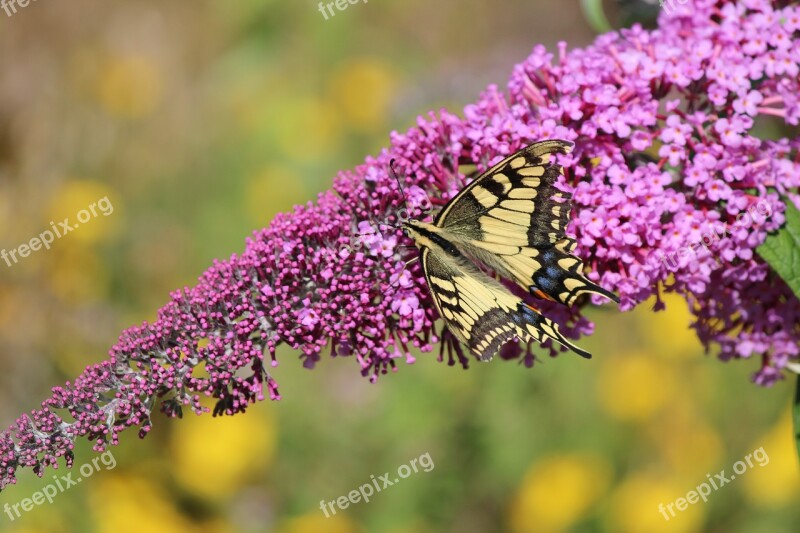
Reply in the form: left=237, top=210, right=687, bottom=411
left=436, top=140, right=619, bottom=306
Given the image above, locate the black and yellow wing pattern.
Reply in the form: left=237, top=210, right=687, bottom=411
left=420, top=247, right=591, bottom=361
left=403, top=139, right=617, bottom=361
left=435, top=140, right=619, bottom=307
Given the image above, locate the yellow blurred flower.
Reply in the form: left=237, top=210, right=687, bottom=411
left=270, top=95, right=341, bottom=160
left=596, top=353, right=676, bottom=422
left=171, top=406, right=277, bottom=499
left=740, top=408, right=800, bottom=507
left=644, top=397, right=723, bottom=478
left=279, top=512, right=359, bottom=533
left=508, top=453, right=611, bottom=533
left=46, top=247, right=110, bottom=303
left=329, top=58, right=397, bottom=131
left=638, top=292, right=702, bottom=360
left=245, top=165, right=309, bottom=226
left=90, top=474, right=195, bottom=533
left=605, top=472, right=705, bottom=533
left=96, top=55, right=162, bottom=118
left=42, top=182, right=113, bottom=301
left=47, top=180, right=118, bottom=245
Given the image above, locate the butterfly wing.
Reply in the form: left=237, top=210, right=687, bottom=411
left=420, top=246, right=591, bottom=361
left=435, top=140, right=618, bottom=306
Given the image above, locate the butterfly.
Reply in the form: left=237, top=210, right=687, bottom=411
left=401, top=139, right=618, bottom=361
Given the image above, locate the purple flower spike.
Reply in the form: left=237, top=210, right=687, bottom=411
left=3, top=0, right=800, bottom=491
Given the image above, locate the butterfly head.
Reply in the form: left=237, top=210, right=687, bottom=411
left=402, top=219, right=455, bottom=256
left=399, top=219, right=426, bottom=246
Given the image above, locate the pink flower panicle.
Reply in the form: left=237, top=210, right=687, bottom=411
left=2, top=0, right=799, bottom=491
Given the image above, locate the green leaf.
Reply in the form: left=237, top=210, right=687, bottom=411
left=756, top=200, right=800, bottom=301
left=617, top=0, right=661, bottom=29
left=580, top=0, right=613, bottom=33
left=757, top=200, right=800, bottom=465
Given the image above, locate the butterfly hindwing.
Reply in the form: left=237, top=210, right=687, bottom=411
left=420, top=246, right=590, bottom=361
left=436, top=140, right=619, bottom=306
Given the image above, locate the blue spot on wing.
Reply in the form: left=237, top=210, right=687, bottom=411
left=536, top=276, right=557, bottom=291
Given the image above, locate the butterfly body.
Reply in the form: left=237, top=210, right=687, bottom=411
left=401, top=140, right=618, bottom=362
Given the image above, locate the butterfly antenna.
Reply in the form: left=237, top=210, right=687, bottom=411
left=389, top=159, right=409, bottom=209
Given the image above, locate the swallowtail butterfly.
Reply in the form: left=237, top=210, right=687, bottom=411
left=402, top=140, right=618, bottom=361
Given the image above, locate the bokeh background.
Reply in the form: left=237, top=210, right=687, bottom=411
left=1, top=1, right=798, bottom=532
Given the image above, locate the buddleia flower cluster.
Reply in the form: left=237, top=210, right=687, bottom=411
left=2, top=0, right=799, bottom=491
